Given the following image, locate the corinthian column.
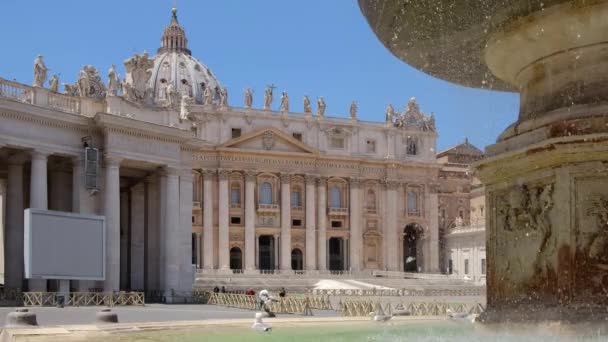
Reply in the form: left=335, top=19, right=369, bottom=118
left=316, top=177, right=327, bottom=270
left=385, top=179, right=399, bottom=271
left=202, top=169, right=215, bottom=270
left=305, top=175, right=317, bottom=270
left=103, top=155, right=122, bottom=292
left=349, top=178, right=362, bottom=272
left=218, top=170, right=230, bottom=271
left=244, top=171, right=256, bottom=272
left=280, top=173, right=291, bottom=271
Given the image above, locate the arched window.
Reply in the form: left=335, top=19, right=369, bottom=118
left=260, top=182, right=273, bottom=205
left=330, top=186, right=342, bottom=208
left=292, top=187, right=302, bottom=208
left=407, top=191, right=418, bottom=214
left=230, top=183, right=241, bottom=206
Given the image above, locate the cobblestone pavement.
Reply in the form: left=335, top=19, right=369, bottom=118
left=0, top=304, right=337, bottom=327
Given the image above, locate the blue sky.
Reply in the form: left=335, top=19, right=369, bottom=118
left=1, top=1, right=519, bottom=151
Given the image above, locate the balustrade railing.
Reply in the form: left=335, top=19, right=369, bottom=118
left=48, top=92, right=80, bottom=114
left=328, top=207, right=348, bottom=215
left=0, top=78, right=33, bottom=103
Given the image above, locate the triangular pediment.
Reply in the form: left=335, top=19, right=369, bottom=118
left=220, top=127, right=318, bottom=154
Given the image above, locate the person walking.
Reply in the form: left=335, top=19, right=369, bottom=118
left=279, top=287, right=286, bottom=298
left=221, top=286, right=226, bottom=293
left=213, top=286, right=219, bottom=293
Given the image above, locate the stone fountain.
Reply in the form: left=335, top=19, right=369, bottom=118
left=358, top=0, right=608, bottom=322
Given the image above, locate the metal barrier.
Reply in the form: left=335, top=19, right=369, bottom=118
left=205, top=292, right=316, bottom=316
left=22, top=292, right=145, bottom=307
left=337, top=299, right=485, bottom=317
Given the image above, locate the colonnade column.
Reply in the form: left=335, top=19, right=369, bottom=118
left=385, top=179, right=399, bottom=271
left=130, top=183, right=145, bottom=290
left=305, top=175, right=316, bottom=270
left=202, top=169, right=215, bottom=270
left=5, top=154, right=25, bottom=290
left=178, top=170, right=194, bottom=291
left=161, top=167, right=180, bottom=294
left=217, top=170, right=230, bottom=271
left=316, top=177, right=327, bottom=270
left=244, top=171, right=256, bottom=272
left=28, top=151, right=49, bottom=291
left=280, top=173, right=291, bottom=271
left=0, top=179, right=5, bottom=285
left=103, top=155, right=122, bottom=292
left=349, top=178, right=362, bottom=272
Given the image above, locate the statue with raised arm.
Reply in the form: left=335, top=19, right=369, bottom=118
left=264, top=86, right=274, bottom=110
left=279, top=91, right=289, bottom=112
left=350, top=100, right=358, bottom=119
left=49, top=74, right=59, bottom=93
left=303, top=96, right=312, bottom=114
left=385, top=104, right=395, bottom=123
left=203, top=85, right=213, bottom=105
left=33, top=54, right=48, bottom=87
left=317, top=96, right=326, bottom=116
left=220, top=87, right=228, bottom=107
left=244, top=88, right=253, bottom=108
left=107, top=64, right=120, bottom=96
left=165, top=82, right=176, bottom=107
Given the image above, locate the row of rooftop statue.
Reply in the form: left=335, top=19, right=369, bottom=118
left=32, top=54, right=435, bottom=131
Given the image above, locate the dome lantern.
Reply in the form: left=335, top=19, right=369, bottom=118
left=158, top=8, right=191, bottom=55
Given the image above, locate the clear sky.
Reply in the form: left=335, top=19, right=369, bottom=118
left=1, top=0, right=519, bottom=151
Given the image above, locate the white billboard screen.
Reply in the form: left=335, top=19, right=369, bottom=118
left=24, top=209, right=105, bottom=280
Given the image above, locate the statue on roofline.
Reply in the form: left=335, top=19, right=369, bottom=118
left=33, top=54, right=48, bottom=88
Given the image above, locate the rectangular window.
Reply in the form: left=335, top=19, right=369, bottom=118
left=464, top=259, right=470, bottom=275
left=407, top=191, right=418, bottom=215
left=292, top=219, right=302, bottom=227
left=330, top=137, right=345, bottom=149
left=331, top=220, right=342, bottom=228
left=231, top=216, right=241, bottom=225
left=292, top=191, right=301, bottom=207
left=481, top=258, right=486, bottom=275
left=292, top=132, right=303, bottom=141
left=448, top=260, right=453, bottom=274
left=365, top=139, right=376, bottom=153
left=230, top=188, right=240, bottom=206
left=231, top=128, right=242, bottom=139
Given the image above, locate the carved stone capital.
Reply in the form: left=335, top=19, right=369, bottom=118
left=381, top=178, right=400, bottom=188
left=7, top=152, right=30, bottom=166
left=104, top=154, right=123, bottom=168
left=429, top=183, right=441, bottom=194
left=350, top=177, right=362, bottom=188
left=244, top=170, right=257, bottom=182
left=317, top=176, right=328, bottom=187
left=218, top=169, right=230, bottom=180
left=305, top=174, right=318, bottom=184
left=161, top=166, right=180, bottom=177
left=31, top=150, right=51, bottom=161
left=202, top=168, right=217, bottom=178
left=280, top=173, right=292, bottom=183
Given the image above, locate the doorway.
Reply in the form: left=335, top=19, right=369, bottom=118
left=258, top=235, right=275, bottom=270
left=329, top=237, right=345, bottom=271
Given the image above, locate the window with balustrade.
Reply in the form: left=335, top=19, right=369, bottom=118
left=330, top=186, right=342, bottom=208
left=407, top=191, right=418, bottom=215
left=291, top=187, right=302, bottom=208
left=260, top=182, right=273, bottom=205
left=230, top=182, right=241, bottom=207
left=366, top=189, right=376, bottom=212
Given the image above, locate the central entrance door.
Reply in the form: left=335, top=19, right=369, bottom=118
left=258, top=235, right=275, bottom=270
left=329, top=237, right=345, bottom=271
left=403, top=224, right=420, bottom=272
left=230, top=247, right=242, bottom=271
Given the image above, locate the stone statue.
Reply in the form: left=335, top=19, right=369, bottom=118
left=165, top=82, right=177, bottom=107
left=244, top=88, right=253, bottom=108
left=107, top=64, right=121, bottom=96
left=77, top=69, right=90, bottom=97
left=264, top=86, right=274, bottom=110
left=203, top=85, right=213, bottom=105
left=76, top=65, right=106, bottom=99
left=220, top=87, right=228, bottom=107
left=385, top=104, right=395, bottom=123
left=33, top=54, right=48, bottom=87
left=317, top=96, right=326, bottom=116
left=49, top=74, right=59, bottom=93
left=180, top=95, right=192, bottom=120
left=350, top=100, right=358, bottom=119
left=280, top=91, right=289, bottom=112
left=303, top=96, right=312, bottom=114
left=122, top=51, right=154, bottom=103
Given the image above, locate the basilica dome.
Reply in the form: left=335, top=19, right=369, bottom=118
left=148, top=8, right=221, bottom=105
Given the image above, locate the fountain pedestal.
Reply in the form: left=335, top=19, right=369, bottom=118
left=358, top=0, right=608, bottom=321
